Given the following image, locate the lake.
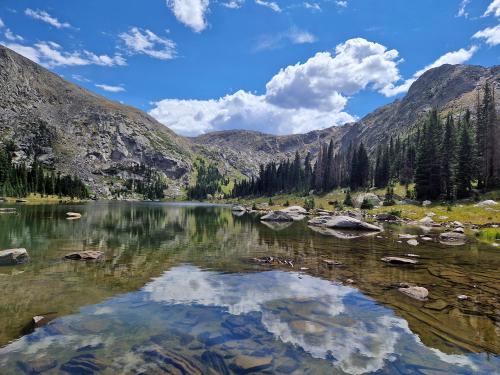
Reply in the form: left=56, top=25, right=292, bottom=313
left=0, top=202, right=498, bottom=374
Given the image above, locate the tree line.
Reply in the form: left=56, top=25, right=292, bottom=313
left=187, top=159, right=228, bottom=200
left=0, top=142, right=89, bottom=199
left=232, top=83, right=498, bottom=201
left=124, top=164, right=168, bottom=200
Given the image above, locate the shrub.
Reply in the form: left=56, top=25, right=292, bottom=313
left=252, top=202, right=257, bottom=210
left=268, top=197, right=274, bottom=206
left=304, top=196, right=315, bottom=211
left=343, top=190, right=353, bottom=207
left=284, top=200, right=290, bottom=207
left=360, top=198, right=374, bottom=210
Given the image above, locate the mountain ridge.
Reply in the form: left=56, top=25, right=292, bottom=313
left=0, top=43, right=498, bottom=197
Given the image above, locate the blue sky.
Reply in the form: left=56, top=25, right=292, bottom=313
left=0, top=0, right=499, bottom=136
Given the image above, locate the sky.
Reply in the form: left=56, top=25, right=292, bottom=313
left=0, top=0, right=499, bottom=137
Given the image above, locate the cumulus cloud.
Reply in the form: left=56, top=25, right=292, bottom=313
left=255, top=0, right=281, bottom=12
left=0, top=18, right=4, bottom=28
left=119, top=27, right=176, bottom=60
left=24, top=8, right=71, bottom=29
left=95, top=84, right=126, bottom=93
left=381, top=45, right=478, bottom=96
left=266, top=38, right=401, bottom=108
left=3, top=41, right=126, bottom=67
left=483, top=0, right=500, bottom=17
left=255, top=27, right=317, bottom=51
left=473, top=25, right=500, bottom=46
left=336, top=1, right=348, bottom=8
left=167, top=0, right=210, bottom=32
left=150, top=38, right=408, bottom=135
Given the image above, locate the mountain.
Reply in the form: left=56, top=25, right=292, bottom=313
left=0, top=44, right=194, bottom=198
left=0, top=43, right=498, bottom=197
left=192, top=64, right=499, bottom=175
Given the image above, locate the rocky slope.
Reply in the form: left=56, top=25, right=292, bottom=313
left=193, top=64, right=500, bottom=175
left=0, top=44, right=194, bottom=198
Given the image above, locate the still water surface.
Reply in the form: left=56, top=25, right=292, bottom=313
left=0, top=202, right=498, bottom=374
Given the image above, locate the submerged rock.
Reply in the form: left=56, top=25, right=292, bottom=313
left=201, top=351, right=230, bottom=375
left=64, top=251, right=104, bottom=261
left=17, top=359, right=58, bottom=374
left=309, top=215, right=381, bottom=231
left=60, top=354, right=106, bottom=374
left=381, top=256, right=418, bottom=265
left=260, top=211, right=294, bottom=222
left=398, top=285, right=429, bottom=301
left=0, top=248, right=29, bottom=266
left=231, top=355, right=273, bottom=373
left=439, top=232, right=466, bottom=245
left=138, top=345, right=203, bottom=375
left=290, top=320, right=327, bottom=334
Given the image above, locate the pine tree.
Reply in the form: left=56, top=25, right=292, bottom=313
left=456, top=113, right=475, bottom=198
left=441, top=114, right=456, bottom=200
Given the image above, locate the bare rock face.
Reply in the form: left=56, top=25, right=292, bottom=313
left=0, top=45, right=193, bottom=198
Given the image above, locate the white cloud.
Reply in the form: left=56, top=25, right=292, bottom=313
left=336, top=1, right=348, bottom=8
left=24, top=8, right=71, bottom=29
left=4, top=29, right=23, bottom=41
left=266, top=38, right=401, bottom=109
left=3, top=41, right=126, bottom=68
left=255, top=27, right=317, bottom=51
left=166, top=0, right=210, bottom=32
left=255, top=0, right=281, bottom=12
left=457, top=0, right=470, bottom=18
left=151, top=38, right=407, bottom=135
left=381, top=45, right=478, bottom=96
left=473, top=24, right=500, bottom=46
left=483, top=0, right=500, bottom=17
left=95, top=84, right=126, bottom=93
left=303, top=2, right=321, bottom=11
left=0, top=18, right=4, bottom=28
left=221, top=0, right=245, bottom=8
left=119, top=27, right=176, bottom=60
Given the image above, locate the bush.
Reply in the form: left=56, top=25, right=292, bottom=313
left=388, top=209, right=402, bottom=217
left=268, top=197, right=274, bottom=206
left=343, top=190, right=353, bottom=207
left=284, top=200, right=290, bottom=207
left=252, top=202, right=257, bottom=210
left=304, top=196, right=315, bottom=211
left=360, top=198, right=374, bottom=210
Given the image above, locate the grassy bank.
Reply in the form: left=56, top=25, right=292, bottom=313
left=1, top=193, right=88, bottom=204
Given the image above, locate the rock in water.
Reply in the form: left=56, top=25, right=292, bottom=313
left=138, top=345, right=203, bottom=375
left=309, top=215, right=381, bottom=231
left=0, top=248, right=29, bottom=266
left=201, top=351, right=230, bottom=375
left=398, top=286, right=429, bottom=301
left=231, top=205, right=246, bottom=212
left=231, top=355, right=273, bottom=373
left=66, top=212, right=82, bottom=219
left=439, top=232, right=466, bottom=245
left=64, top=251, right=104, bottom=261
left=260, top=211, right=294, bottom=222
left=381, top=256, right=418, bottom=265
left=407, top=239, right=419, bottom=246
left=60, top=354, right=106, bottom=374
left=17, top=359, right=58, bottom=374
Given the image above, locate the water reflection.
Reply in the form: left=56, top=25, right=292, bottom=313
left=0, top=202, right=498, bottom=371
left=1, top=265, right=496, bottom=374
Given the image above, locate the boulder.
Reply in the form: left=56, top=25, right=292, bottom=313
left=0, top=248, right=29, bottom=266
left=64, top=251, right=104, bottom=261
left=231, top=205, right=246, bottom=212
left=381, top=256, right=418, bottom=265
left=474, top=200, right=497, bottom=207
left=281, top=205, right=307, bottom=214
left=422, top=200, right=432, bottom=206
left=375, top=213, right=400, bottom=221
left=453, top=227, right=465, bottom=233
left=399, top=234, right=418, bottom=239
left=439, top=232, right=466, bottom=245
left=260, top=211, right=294, bottom=222
left=353, top=193, right=381, bottom=208
left=308, top=216, right=332, bottom=226
left=398, top=286, right=428, bottom=301
left=407, top=239, right=419, bottom=246
left=311, top=215, right=381, bottom=231
left=417, top=216, right=434, bottom=226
